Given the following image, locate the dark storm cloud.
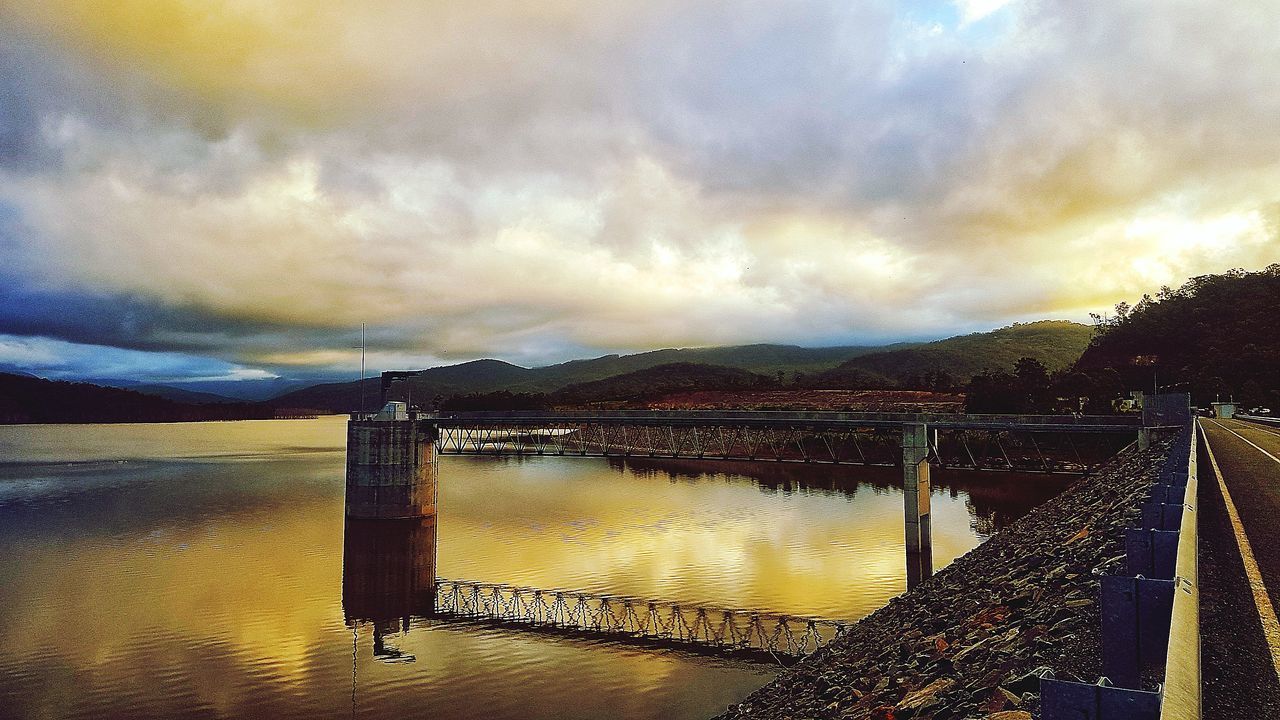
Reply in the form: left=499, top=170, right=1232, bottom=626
left=0, top=0, right=1278, bottom=379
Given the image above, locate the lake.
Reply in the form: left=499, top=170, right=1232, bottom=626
left=0, top=416, right=1068, bottom=719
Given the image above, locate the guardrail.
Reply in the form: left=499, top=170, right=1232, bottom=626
left=1162, top=425, right=1199, bottom=720
left=355, top=410, right=1143, bottom=434
left=1236, top=414, right=1280, bottom=427
left=1042, top=422, right=1199, bottom=720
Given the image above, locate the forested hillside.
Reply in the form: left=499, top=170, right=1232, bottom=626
left=267, top=322, right=1097, bottom=412
left=812, top=321, right=1093, bottom=389
left=551, top=363, right=770, bottom=405
left=271, top=344, right=886, bottom=412
left=0, top=373, right=275, bottom=423
left=1076, top=265, right=1280, bottom=407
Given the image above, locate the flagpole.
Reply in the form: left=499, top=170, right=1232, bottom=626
left=358, top=324, right=367, bottom=416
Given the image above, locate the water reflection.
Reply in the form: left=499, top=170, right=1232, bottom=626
left=0, top=418, right=1068, bottom=720
left=609, top=457, right=1070, bottom=537
left=340, top=456, right=1073, bottom=654
left=343, top=517, right=437, bottom=662
left=341, top=513, right=852, bottom=662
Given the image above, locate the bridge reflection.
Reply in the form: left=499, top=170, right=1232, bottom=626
left=605, top=457, right=1074, bottom=535
left=341, top=514, right=847, bottom=662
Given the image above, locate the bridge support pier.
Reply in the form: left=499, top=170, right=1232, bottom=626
left=903, top=424, right=933, bottom=586
left=346, top=406, right=438, bottom=519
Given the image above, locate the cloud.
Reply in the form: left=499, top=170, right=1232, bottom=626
left=953, top=0, right=1014, bottom=26
left=0, top=0, right=1278, bottom=378
left=0, top=334, right=277, bottom=383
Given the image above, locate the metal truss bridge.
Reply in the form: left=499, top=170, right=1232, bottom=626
left=340, top=519, right=845, bottom=662
left=430, top=578, right=846, bottom=660
left=429, top=410, right=1140, bottom=473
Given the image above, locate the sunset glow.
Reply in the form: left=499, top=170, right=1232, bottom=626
left=2, top=1, right=1278, bottom=382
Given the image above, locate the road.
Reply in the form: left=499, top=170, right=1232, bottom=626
left=1198, top=417, right=1280, bottom=717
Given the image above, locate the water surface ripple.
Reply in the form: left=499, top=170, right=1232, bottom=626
left=0, top=417, right=1067, bottom=719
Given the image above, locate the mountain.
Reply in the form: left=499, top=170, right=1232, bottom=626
left=811, top=321, right=1094, bottom=388
left=521, top=344, right=894, bottom=390
left=269, top=344, right=887, bottom=412
left=159, top=377, right=315, bottom=401
left=131, top=384, right=242, bottom=404
left=0, top=373, right=274, bottom=424
left=84, top=376, right=315, bottom=401
left=266, top=377, right=385, bottom=414
left=0, top=367, right=40, bottom=378
left=1075, top=265, right=1280, bottom=407
left=269, top=359, right=532, bottom=412
left=551, top=363, right=770, bottom=404
left=268, top=326, right=1093, bottom=413
left=389, top=359, right=535, bottom=394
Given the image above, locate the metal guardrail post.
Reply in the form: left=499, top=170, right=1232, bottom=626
left=1101, top=575, right=1175, bottom=688
left=1125, top=529, right=1181, bottom=580
left=1042, top=423, right=1199, bottom=720
left=1042, top=678, right=1161, bottom=720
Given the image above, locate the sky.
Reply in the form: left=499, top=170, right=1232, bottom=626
left=1, top=1, right=1278, bottom=385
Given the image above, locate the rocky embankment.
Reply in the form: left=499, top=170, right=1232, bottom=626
left=716, top=438, right=1172, bottom=720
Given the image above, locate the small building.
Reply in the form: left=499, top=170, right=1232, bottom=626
left=1212, top=401, right=1237, bottom=419
left=1112, top=390, right=1145, bottom=414
left=373, top=401, right=409, bottom=421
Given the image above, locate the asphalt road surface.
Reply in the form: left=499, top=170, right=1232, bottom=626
left=1198, top=418, right=1280, bottom=717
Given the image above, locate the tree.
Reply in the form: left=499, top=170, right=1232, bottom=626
left=965, top=370, right=1022, bottom=413
left=1076, top=264, right=1280, bottom=407
left=926, top=369, right=955, bottom=392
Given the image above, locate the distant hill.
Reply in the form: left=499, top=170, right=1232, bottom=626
left=1075, top=265, right=1280, bottom=406
left=156, top=377, right=313, bottom=401
left=131, top=384, right=242, bottom=404
left=271, top=344, right=888, bottom=412
left=267, top=327, right=1094, bottom=413
left=0, top=367, right=40, bottom=378
left=85, top=376, right=314, bottom=401
left=552, top=363, right=770, bottom=405
left=267, top=377, right=385, bottom=414
left=0, top=373, right=274, bottom=424
left=269, top=359, right=532, bottom=412
left=811, top=321, right=1094, bottom=388
left=522, top=344, right=896, bottom=390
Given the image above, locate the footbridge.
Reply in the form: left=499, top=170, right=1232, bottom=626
left=345, top=406, right=1139, bottom=575
left=341, top=517, right=845, bottom=662
left=341, top=404, right=1160, bottom=668
left=428, top=409, right=1138, bottom=473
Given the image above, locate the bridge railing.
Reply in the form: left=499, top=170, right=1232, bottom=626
left=1236, top=413, right=1280, bottom=427
left=434, top=422, right=1128, bottom=473
left=430, top=409, right=1142, bottom=432
left=430, top=578, right=847, bottom=659
left=1041, top=423, right=1199, bottom=720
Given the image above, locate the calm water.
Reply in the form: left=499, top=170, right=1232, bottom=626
left=0, top=417, right=1067, bottom=719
